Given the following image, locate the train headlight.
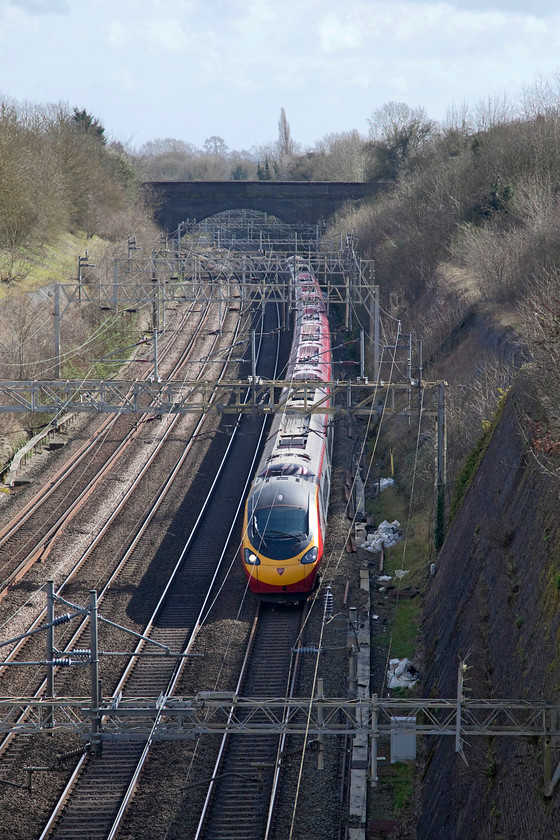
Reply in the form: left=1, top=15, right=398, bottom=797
left=244, top=549, right=260, bottom=565
left=300, top=546, right=318, bottom=565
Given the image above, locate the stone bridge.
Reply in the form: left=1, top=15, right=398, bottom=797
left=144, top=180, right=371, bottom=230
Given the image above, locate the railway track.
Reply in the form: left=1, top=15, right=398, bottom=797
left=0, top=285, right=248, bottom=694
left=0, top=298, right=238, bottom=674
left=0, top=274, right=253, bottom=829
left=33, top=301, right=282, bottom=839
left=195, top=602, right=307, bottom=840
left=0, top=231, right=361, bottom=840
left=0, top=291, right=212, bottom=603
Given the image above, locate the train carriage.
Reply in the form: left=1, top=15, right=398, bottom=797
left=241, top=263, right=333, bottom=601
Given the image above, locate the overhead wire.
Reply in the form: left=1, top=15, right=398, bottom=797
left=380, top=385, right=425, bottom=697
left=141, top=238, right=404, bottom=826
left=0, top=289, right=156, bottom=377
left=0, top=282, right=208, bottom=641
left=284, top=242, right=432, bottom=825
left=182, top=238, right=427, bottom=831
left=285, top=317, right=403, bottom=835
left=339, top=281, right=430, bottom=697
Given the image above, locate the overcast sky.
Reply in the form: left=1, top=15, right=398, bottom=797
left=0, top=0, right=559, bottom=153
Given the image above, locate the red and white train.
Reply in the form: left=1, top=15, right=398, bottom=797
left=241, top=261, right=333, bottom=600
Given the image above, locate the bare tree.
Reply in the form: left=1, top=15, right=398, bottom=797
left=203, top=136, right=229, bottom=157
left=471, top=94, right=513, bottom=131
left=309, top=130, right=367, bottom=181
left=519, top=269, right=560, bottom=428
left=366, top=101, right=436, bottom=180
left=368, top=102, right=435, bottom=146
left=136, top=138, right=202, bottom=180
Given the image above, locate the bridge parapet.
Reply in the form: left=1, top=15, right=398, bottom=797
left=144, top=180, right=372, bottom=229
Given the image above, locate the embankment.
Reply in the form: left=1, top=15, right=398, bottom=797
left=419, top=384, right=560, bottom=839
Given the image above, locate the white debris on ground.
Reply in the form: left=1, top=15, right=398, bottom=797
left=394, top=569, right=410, bottom=580
left=387, top=658, right=419, bottom=690
left=376, top=477, right=395, bottom=493
left=359, top=519, right=403, bottom=553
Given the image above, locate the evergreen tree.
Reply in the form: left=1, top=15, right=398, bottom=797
left=72, top=108, right=106, bottom=145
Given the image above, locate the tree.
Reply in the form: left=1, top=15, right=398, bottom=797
left=306, top=130, right=367, bottom=181
left=203, top=135, right=229, bottom=156
left=366, top=101, right=435, bottom=181
left=257, top=159, right=273, bottom=180
left=72, top=107, right=106, bottom=145
left=275, top=108, right=296, bottom=178
left=232, top=163, right=249, bottom=180
left=277, top=107, right=294, bottom=158
left=139, top=138, right=198, bottom=157
left=136, top=138, right=202, bottom=180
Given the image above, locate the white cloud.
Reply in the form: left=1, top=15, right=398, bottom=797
left=391, top=76, right=410, bottom=94
left=318, top=12, right=363, bottom=53
left=1, top=0, right=560, bottom=149
left=352, top=72, right=371, bottom=89
left=449, top=0, right=556, bottom=14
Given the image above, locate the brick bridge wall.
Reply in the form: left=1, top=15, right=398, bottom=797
left=143, top=180, right=371, bottom=229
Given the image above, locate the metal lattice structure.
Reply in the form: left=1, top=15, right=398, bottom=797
left=1, top=692, right=559, bottom=795
left=0, top=378, right=440, bottom=418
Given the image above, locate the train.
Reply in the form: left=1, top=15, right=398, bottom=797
left=241, top=260, right=333, bottom=601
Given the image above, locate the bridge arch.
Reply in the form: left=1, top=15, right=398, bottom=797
left=144, top=181, right=371, bottom=230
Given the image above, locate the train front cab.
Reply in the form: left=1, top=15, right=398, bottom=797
left=242, top=475, right=323, bottom=601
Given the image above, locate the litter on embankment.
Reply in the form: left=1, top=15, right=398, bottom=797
left=358, top=520, right=403, bottom=553
left=387, top=658, right=419, bottom=690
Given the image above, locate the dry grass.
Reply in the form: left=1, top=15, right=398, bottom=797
left=0, top=232, right=100, bottom=298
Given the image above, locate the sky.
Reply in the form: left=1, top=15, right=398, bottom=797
left=0, top=0, right=559, bottom=153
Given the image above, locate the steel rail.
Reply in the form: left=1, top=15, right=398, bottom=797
left=0, top=291, right=213, bottom=600
left=0, top=288, right=244, bottom=774
left=0, top=293, right=241, bottom=683
left=0, top=291, right=202, bottom=545
left=37, top=299, right=278, bottom=840
left=104, top=300, right=279, bottom=840
left=265, top=616, right=309, bottom=839
left=193, top=603, right=309, bottom=840
left=193, top=604, right=307, bottom=840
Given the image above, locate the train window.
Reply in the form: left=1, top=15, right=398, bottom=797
left=254, top=506, right=308, bottom=538
left=301, top=326, right=320, bottom=341
left=321, top=460, right=331, bottom=510
left=293, top=372, right=321, bottom=382
left=289, top=390, right=307, bottom=403
left=298, top=346, right=320, bottom=363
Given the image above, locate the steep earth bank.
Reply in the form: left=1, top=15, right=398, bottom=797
left=418, top=381, right=560, bottom=839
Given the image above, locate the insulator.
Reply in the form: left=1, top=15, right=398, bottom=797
left=52, top=613, right=73, bottom=626
left=292, top=646, right=322, bottom=655
left=56, top=747, right=89, bottom=764
left=68, top=649, right=90, bottom=659
left=52, top=658, right=73, bottom=666
left=323, top=586, right=333, bottom=618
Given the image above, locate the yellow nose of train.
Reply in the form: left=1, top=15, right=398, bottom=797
left=242, top=538, right=322, bottom=599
